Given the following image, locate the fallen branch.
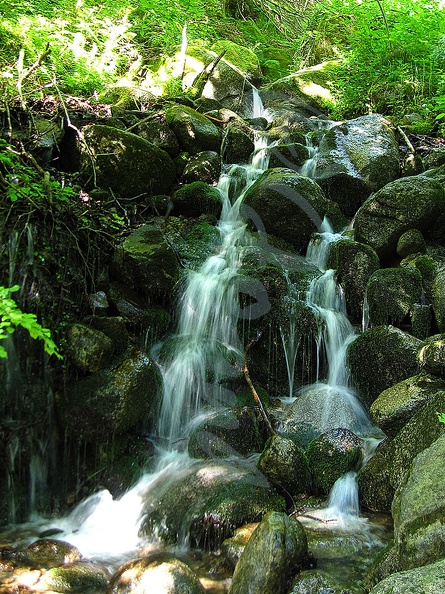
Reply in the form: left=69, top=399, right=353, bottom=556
left=244, top=333, right=275, bottom=437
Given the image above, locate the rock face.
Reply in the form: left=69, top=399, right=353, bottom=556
left=108, top=553, right=205, bottom=594
left=354, top=175, right=445, bottom=260
left=65, top=323, right=114, bottom=373
left=347, top=326, right=421, bottom=407
left=243, top=168, right=330, bottom=252
left=80, top=125, right=176, bottom=197
left=432, top=269, right=445, bottom=332
left=229, top=511, right=308, bottom=594
left=418, top=335, right=445, bottom=377
left=139, top=459, right=285, bottom=549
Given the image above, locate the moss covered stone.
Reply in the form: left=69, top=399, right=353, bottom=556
left=243, top=168, right=330, bottom=252
left=257, top=435, right=312, bottom=497
left=26, top=539, right=81, bottom=568
left=347, top=325, right=421, bottom=407
left=369, top=558, right=445, bottom=594
left=230, top=511, right=308, bottom=594
left=172, top=181, right=222, bottom=218
left=432, top=269, right=445, bottom=332
left=418, top=334, right=445, bottom=378
left=80, top=124, right=176, bottom=197
left=222, top=124, right=255, bottom=164
left=354, top=175, right=445, bottom=261
left=269, top=143, right=310, bottom=169
left=306, top=428, right=362, bottom=495
left=366, top=267, right=423, bottom=328
left=41, top=562, right=109, bottom=592
left=327, top=239, right=380, bottom=324
left=165, top=103, right=221, bottom=154
left=396, top=229, right=427, bottom=258
left=182, top=150, right=221, bottom=184
left=370, top=373, right=445, bottom=437
left=139, top=459, right=285, bottom=549
left=65, top=323, right=114, bottom=373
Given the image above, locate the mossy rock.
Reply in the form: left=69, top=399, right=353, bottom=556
left=327, top=239, right=380, bottom=324
left=396, top=229, right=427, bottom=258
left=306, top=428, right=362, bottom=495
left=347, top=326, right=421, bottom=407
left=358, top=390, right=445, bottom=513
left=257, top=435, right=312, bottom=497
left=366, top=267, right=423, bottom=328
left=172, top=181, right=222, bottom=218
left=222, top=124, right=255, bottom=164
left=26, top=539, right=81, bottom=568
left=368, top=558, right=445, bottom=594
left=418, top=334, right=445, bottom=378
left=80, top=124, right=176, bottom=197
left=65, top=323, right=114, bottom=373
left=108, top=553, right=205, bottom=594
left=139, top=458, right=285, bottom=549
left=41, top=562, right=109, bottom=592
left=370, top=373, right=445, bottom=438
left=230, top=511, right=308, bottom=594
left=188, top=407, right=263, bottom=458
left=165, top=103, right=221, bottom=154
left=182, top=150, right=221, bottom=184
left=242, top=168, right=330, bottom=253
left=164, top=217, right=220, bottom=271
left=432, top=269, right=445, bottom=332
left=211, top=40, right=262, bottom=81
left=269, top=143, right=310, bottom=169
left=354, top=175, right=445, bottom=261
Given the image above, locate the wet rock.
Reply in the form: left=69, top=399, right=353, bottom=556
left=390, top=433, right=445, bottom=572
left=347, top=325, right=421, bottom=407
left=281, top=384, right=375, bottom=448
left=418, top=334, right=445, bottom=377
left=327, top=239, right=380, bottom=324
left=171, top=181, right=222, bottom=218
left=411, top=304, right=432, bottom=340
left=107, top=553, right=205, bottom=594
left=65, top=323, right=114, bottom=373
left=358, top=390, right=445, bottom=512
left=290, top=569, right=350, bottom=593
left=257, top=434, right=312, bottom=497
left=306, top=428, right=362, bottom=495
left=136, top=119, right=180, bottom=157
left=139, top=459, right=285, bottom=549
left=229, top=511, right=308, bottom=594
left=26, top=539, right=81, bottom=568
left=80, top=124, right=176, bottom=197
left=354, top=175, right=445, bottom=261
left=112, top=225, right=179, bottom=304
left=369, top=558, right=445, bottom=594
left=365, top=267, right=423, bottom=328
left=164, top=217, right=220, bottom=270
left=41, top=561, right=109, bottom=592
left=165, top=104, right=221, bottom=154
left=243, top=168, right=331, bottom=252
left=269, top=143, right=310, bottom=169
left=221, top=523, right=258, bottom=568
left=432, top=269, right=445, bottom=332
left=87, top=316, right=129, bottom=357
left=188, top=408, right=263, bottom=459
left=61, top=346, right=161, bottom=439
left=182, top=150, right=221, bottom=184
left=222, top=124, right=255, bottom=164
left=87, top=291, right=109, bottom=316
left=396, top=229, right=427, bottom=258
left=370, top=373, right=445, bottom=438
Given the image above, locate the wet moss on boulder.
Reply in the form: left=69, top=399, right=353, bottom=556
left=65, top=323, right=114, bottom=373
left=432, top=269, right=445, bottom=332
left=165, top=103, right=222, bottom=154
left=396, top=229, right=427, bottom=258
left=41, top=562, right=109, bottom=592
left=418, top=334, right=445, bottom=378
left=306, top=428, right=362, bottom=495
left=366, top=267, right=423, bottom=328
left=171, top=181, right=222, bottom=218
left=347, top=325, right=421, bottom=407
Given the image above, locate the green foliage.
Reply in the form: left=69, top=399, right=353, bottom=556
left=438, top=412, right=445, bottom=425
left=0, top=285, right=61, bottom=359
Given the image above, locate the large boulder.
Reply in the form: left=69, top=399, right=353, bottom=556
left=358, top=390, right=445, bottom=512
left=112, top=225, right=179, bottom=304
left=242, top=168, right=331, bottom=252
left=182, top=150, right=221, bottom=184
left=432, top=269, right=445, bottom=332
left=327, top=239, right=380, bottom=324
left=171, top=181, right=222, bottom=218
left=418, top=334, right=445, bottom=378
left=139, top=459, right=285, bottom=549
left=314, top=115, right=400, bottom=217
left=347, top=326, right=421, bottom=407
left=80, top=125, right=176, bottom=197
left=370, top=373, right=445, bottom=438
left=390, top=434, right=445, bottom=572
left=369, top=558, right=445, bottom=594
left=354, top=175, right=445, bottom=261
left=365, top=267, right=423, bottom=328
left=60, top=347, right=161, bottom=439
left=108, top=553, right=205, bottom=594
left=65, top=323, right=114, bottom=373
left=40, top=562, right=109, bottom=593
left=165, top=104, right=221, bottom=154
left=229, top=511, right=308, bottom=594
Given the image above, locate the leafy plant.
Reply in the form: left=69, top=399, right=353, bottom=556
left=0, top=285, right=61, bottom=359
left=437, top=412, right=445, bottom=425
